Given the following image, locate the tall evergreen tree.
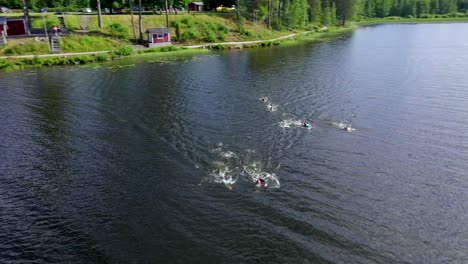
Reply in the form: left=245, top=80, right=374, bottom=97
left=334, top=0, right=358, bottom=25
left=310, top=0, right=322, bottom=24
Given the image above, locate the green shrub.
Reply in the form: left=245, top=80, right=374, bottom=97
left=114, top=45, right=134, bottom=56
left=174, top=21, right=181, bottom=40
left=236, top=18, right=244, bottom=34
left=203, top=29, right=217, bottom=42
left=218, top=32, right=226, bottom=41
left=181, top=17, right=193, bottom=25
left=108, top=23, right=130, bottom=39
left=419, top=14, right=433, bottom=18
left=181, top=29, right=199, bottom=42
left=96, top=54, right=109, bottom=61
left=217, top=23, right=229, bottom=33
left=243, top=30, right=257, bottom=38
left=385, top=16, right=402, bottom=20
left=159, top=46, right=180, bottom=52
left=210, top=44, right=225, bottom=50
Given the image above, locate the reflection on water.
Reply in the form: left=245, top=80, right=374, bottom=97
left=1, top=23, right=468, bottom=264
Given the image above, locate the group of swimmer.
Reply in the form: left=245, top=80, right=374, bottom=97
left=222, top=96, right=353, bottom=191
left=260, top=96, right=353, bottom=132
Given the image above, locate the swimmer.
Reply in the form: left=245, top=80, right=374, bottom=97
left=260, top=96, right=268, bottom=103
left=256, top=178, right=267, bottom=189
left=303, top=122, right=312, bottom=128
left=344, top=125, right=352, bottom=132
left=267, top=103, right=273, bottom=110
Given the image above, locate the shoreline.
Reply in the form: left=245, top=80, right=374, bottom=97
left=1, top=18, right=467, bottom=71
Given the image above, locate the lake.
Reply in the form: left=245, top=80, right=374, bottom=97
left=1, top=23, right=468, bottom=263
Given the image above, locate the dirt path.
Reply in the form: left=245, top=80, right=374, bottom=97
left=182, top=32, right=309, bottom=48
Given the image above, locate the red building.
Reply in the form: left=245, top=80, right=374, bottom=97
left=146, top=28, right=171, bottom=47
left=6, top=19, right=26, bottom=35
left=188, top=2, right=204, bottom=11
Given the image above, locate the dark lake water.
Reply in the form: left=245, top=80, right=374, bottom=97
left=1, top=23, right=468, bottom=263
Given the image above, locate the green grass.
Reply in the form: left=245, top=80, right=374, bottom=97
left=0, top=39, right=49, bottom=55
left=60, top=34, right=125, bottom=52
left=0, top=42, right=209, bottom=70
left=30, top=14, right=60, bottom=28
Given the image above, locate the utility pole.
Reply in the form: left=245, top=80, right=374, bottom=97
left=97, top=0, right=102, bottom=28
left=41, top=10, right=51, bottom=52
left=138, top=0, right=143, bottom=43
left=164, top=0, right=169, bottom=28
left=129, top=0, right=137, bottom=43
left=21, top=0, right=31, bottom=34
left=267, top=0, right=271, bottom=29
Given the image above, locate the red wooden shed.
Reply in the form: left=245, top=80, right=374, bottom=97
left=188, top=2, right=204, bottom=11
left=146, top=28, right=171, bottom=47
left=6, top=19, right=26, bottom=36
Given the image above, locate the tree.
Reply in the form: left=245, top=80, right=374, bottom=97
left=21, top=0, right=31, bottom=34
left=334, top=0, right=358, bottom=25
left=310, top=0, right=321, bottom=23
left=97, top=0, right=102, bottom=28
left=365, top=0, right=376, bottom=18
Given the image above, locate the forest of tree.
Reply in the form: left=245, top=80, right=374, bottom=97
left=1, top=0, right=467, bottom=29
left=362, top=0, right=468, bottom=18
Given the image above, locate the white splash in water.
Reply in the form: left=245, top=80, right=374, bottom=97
left=332, top=121, right=356, bottom=132
left=244, top=162, right=281, bottom=189
left=279, top=119, right=303, bottom=128
left=210, top=161, right=238, bottom=188
left=267, top=103, right=278, bottom=112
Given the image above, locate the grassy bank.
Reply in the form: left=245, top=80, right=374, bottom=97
left=0, top=45, right=209, bottom=70
left=1, top=13, right=467, bottom=71
left=0, top=26, right=351, bottom=70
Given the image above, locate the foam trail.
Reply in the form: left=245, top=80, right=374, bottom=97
left=244, top=162, right=281, bottom=189
left=279, top=119, right=303, bottom=128
left=332, top=121, right=356, bottom=131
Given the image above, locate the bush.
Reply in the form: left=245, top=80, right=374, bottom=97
left=159, top=46, right=180, bottom=52
left=243, top=30, right=257, bottom=38
left=181, top=17, right=193, bottom=25
left=114, top=45, right=134, bottom=56
left=173, top=21, right=181, bottom=41
left=210, top=44, right=225, bottom=50
left=96, top=54, right=109, bottom=62
left=419, top=14, right=433, bottom=18
left=181, top=29, right=199, bottom=42
left=203, top=29, right=217, bottom=42
left=385, top=16, right=402, bottom=20
left=218, top=32, right=226, bottom=41
left=217, top=23, right=229, bottom=33
left=108, top=23, right=129, bottom=39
